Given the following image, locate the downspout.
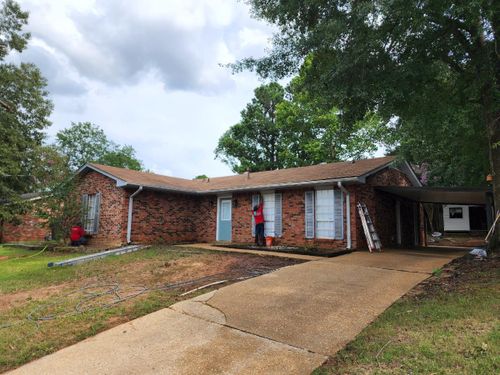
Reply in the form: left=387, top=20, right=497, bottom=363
left=337, top=182, right=351, bottom=249
left=127, top=186, right=143, bottom=244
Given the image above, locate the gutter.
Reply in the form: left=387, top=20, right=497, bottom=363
left=123, top=176, right=363, bottom=196
left=337, top=181, right=352, bottom=249
left=126, top=186, right=143, bottom=244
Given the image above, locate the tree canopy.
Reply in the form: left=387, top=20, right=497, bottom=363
left=237, top=0, right=496, bottom=189
left=215, top=82, right=285, bottom=172
left=0, top=0, right=53, bottom=222
left=55, top=122, right=143, bottom=171
left=215, top=80, right=388, bottom=173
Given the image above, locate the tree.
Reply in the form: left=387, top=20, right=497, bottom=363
left=56, top=122, right=143, bottom=171
left=215, top=83, right=285, bottom=172
left=215, top=79, right=388, bottom=173
left=277, top=66, right=389, bottom=166
left=194, top=174, right=208, bottom=180
left=238, top=0, right=498, bottom=242
left=0, top=0, right=53, bottom=222
left=96, top=145, right=143, bottom=171
left=31, top=145, right=79, bottom=241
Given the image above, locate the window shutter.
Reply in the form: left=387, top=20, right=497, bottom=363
left=274, top=193, right=282, bottom=237
left=81, top=194, right=89, bottom=230
left=93, top=192, right=101, bottom=234
left=305, top=191, right=315, bottom=238
left=251, top=194, right=260, bottom=236
left=334, top=189, right=343, bottom=239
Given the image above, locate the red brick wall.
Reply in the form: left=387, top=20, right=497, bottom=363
left=131, top=190, right=198, bottom=243
left=193, top=195, right=218, bottom=242
left=74, top=165, right=416, bottom=249
left=1, top=213, right=50, bottom=243
left=77, top=171, right=129, bottom=248
left=367, top=167, right=413, bottom=187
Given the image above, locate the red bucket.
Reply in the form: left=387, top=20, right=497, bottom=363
left=265, top=236, right=273, bottom=247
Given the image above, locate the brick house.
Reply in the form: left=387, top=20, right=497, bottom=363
left=75, top=156, right=423, bottom=250
left=0, top=194, right=51, bottom=243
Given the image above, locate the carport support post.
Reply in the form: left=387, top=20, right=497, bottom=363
left=419, top=203, right=427, bottom=247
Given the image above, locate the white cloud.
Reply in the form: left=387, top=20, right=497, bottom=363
left=16, top=0, right=275, bottom=178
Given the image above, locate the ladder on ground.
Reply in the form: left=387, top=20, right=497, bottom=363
left=357, top=202, right=382, bottom=252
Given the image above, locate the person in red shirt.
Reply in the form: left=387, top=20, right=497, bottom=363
left=253, top=200, right=265, bottom=246
left=70, top=222, right=87, bottom=246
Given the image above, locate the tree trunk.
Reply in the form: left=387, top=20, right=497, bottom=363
left=488, top=115, right=500, bottom=249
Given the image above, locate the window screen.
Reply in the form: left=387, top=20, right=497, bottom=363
left=220, top=200, right=231, bottom=221
left=82, top=193, right=100, bottom=234
left=449, top=207, right=463, bottom=219
left=315, top=189, right=335, bottom=239
left=262, top=192, right=275, bottom=236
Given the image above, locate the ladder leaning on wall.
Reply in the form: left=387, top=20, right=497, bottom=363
left=357, top=202, right=382, bottom=252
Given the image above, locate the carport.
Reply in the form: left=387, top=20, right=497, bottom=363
left=375, top=186, right=494, bottom=246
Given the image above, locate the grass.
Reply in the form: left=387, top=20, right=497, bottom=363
left=0, top=244, right=297, bottom=372
left=0, top=246, right=88, bottom=293
left=0, top=245, right=215, bottom=372
left=312, top=256, right=500, bottom=375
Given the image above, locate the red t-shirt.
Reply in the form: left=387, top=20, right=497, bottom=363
left=253, top=204, right=264, bottom=224
left=70, top=226, right=85, bottom=241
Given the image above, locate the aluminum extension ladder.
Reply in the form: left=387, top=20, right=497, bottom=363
left=357, top=202, right=382, bottom=252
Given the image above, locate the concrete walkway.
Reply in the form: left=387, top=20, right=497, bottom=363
left=9, top=248, right=465, bottom=375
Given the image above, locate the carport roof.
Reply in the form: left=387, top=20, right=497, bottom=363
left=376, top=186, right=490, bottom=205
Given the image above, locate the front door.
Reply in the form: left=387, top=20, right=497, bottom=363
left=218, top=198, right=232, bottom=241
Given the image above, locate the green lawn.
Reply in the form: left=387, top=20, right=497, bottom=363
left=0, top=246, right=89, bottom=293
left=313, top=256, right=500, bottom=374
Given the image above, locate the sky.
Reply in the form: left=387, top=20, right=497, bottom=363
left=11, top=0, right=275, bottom=178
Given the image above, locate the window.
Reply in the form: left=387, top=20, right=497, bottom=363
left=82, top=193, right=101, bottom=234
left=251, top=192, right=282, bottom=237
left=315, top=189, right=335, bottom=238
left=305, top=189, right=343, bottom=239
left=263, top=193, right=275, bottom=236
left=220, top=199, right=231, bottom=221
left=449, top=207, right=463, bottom=219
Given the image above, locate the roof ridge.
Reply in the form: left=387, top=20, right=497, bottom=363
left=90, top=156, right=395, bottom=181
left=83, top=156, right=398, bottom=193
left=88, top=163, right=195, bottom=182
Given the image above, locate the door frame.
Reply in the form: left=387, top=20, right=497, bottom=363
left=216, top=195, right=232, bottom=241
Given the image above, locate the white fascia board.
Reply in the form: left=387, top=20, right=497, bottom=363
left=403, top=160, right=423, bottom=187
left=121, top=177, right=362, bottom=195
left=77, top=164, right=127, bottom=187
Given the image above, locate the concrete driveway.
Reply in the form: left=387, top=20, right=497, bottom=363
left=9, top=248, right=465, bottom=375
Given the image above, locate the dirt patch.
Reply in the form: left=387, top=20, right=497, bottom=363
left=107, top=252, right=302, bottom=287
left=217, top=243, right=350, bottom=257
left=0, top=284, right=69, bottom=312
left=406, top=253, right=499, bottom=298
left=0, top=251, right=303, bottom=314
